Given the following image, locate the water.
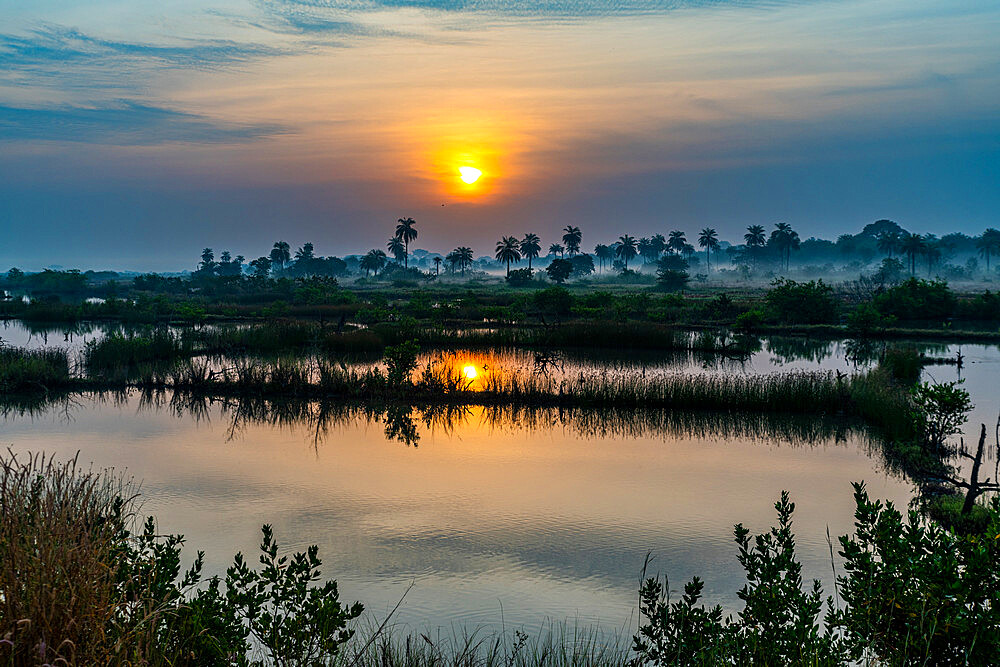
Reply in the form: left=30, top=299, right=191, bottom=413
left=2, top=321, right=999, bottom=634
left=2, top=395, right=909, bottom=633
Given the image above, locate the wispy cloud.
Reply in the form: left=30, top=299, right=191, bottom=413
left=264, top=0, right=789, bottom=18
left=0, top=24, right=284, bottom=70
left=0, top=101, right=286, bottom=145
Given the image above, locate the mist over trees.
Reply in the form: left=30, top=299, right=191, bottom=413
left=6, top=217, right=1000, bottom=291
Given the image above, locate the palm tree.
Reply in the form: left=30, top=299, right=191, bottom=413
left=769, top=223, right=800, bottom=272
left=562, top=226, right=582, bottom=256
left=744, top=225, right=766, bottom=268
left=594, top=244, right=613, bottom=273
left=387, top=237, right=406, bottom=264
left=698, top=228, right=720, bottom=272
left=520, top=233, right=541, bottom=270
left=650, top=233, right=667, bottom=258
left=450, top=246, right=474, bottom=276
left=433, top=256, right=442, bottom=276
left=200, top=248, right=215, bottom=272
left=667, top=230, right=687, bottom=255
left=270, top=241, right=291, bottom=272
left=495, top=236, right=522, bottom=277
left=976, top=228, right=1000, bottom=274
left=394, top=217, right=417, bottom=268
left=901, top=232, right=926, bottom=276
left=638, top=237, right=655, bottom=265
left=548, top=243, right=565, bottom=258
left=877, top=231, right=901, bottom=259
left=360, top=249, right=387, bottom=277
left=615, top=235, right=638, bottom=270
left=923, top=235, right=941, bottom=276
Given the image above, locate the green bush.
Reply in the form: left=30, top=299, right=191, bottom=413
left=872, top=278, right=956, bottom=322
left=845, top=303, right=896, bottom=336
left=765, top=278, right=839, bottom=324
left=505, top=268, right=535, bottom=286
left=634, top=485, right=1000, bottom=666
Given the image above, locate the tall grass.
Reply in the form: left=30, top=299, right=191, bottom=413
left=0, top=345, right=71, bottom=392
left=0, top=450, right=135, bottom=665
left=341, top=622, right=630, bottom=667
left=82, top=328, right=189, bottom=370
left=133, top=357, right=851, bottom=417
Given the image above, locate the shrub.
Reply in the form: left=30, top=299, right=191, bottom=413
left=382, top=339, right=420, bottom=385
left=833, top=483, right=1000, bottom=664
left=910, top=379, right=973, bottom=449
left=533, top=286, right=574, bottom=318
left=845, top=303, right=896, bottom=336
left=634, top=492, right=841, bottom=665
left=734, top=309, right=764, bottom=333
left=505, top=268, right=535, bottom=286
left=765, top=278, right=839, bottom=324
left=872, top=278, right=956, bottom=322
left=545, top=259, right=573, bottom=283
left=635, top=485, right=1000, bottom=666
left=655, top=269, right=689, bottom=292
left=0, top=451, right=363, bottom=666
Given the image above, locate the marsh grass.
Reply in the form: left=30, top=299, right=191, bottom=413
left=340, top=622, right=630, bottom=667
left=82, top=328, right=189, bottom=371
left=0, top=345, right=71, bottom=392
left=0, top=450, right=135, bottom=665
left=133, top=356, right=851, bottom=416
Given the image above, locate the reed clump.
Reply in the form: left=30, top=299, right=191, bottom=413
left=137, top=356, right=852, bottom=417
left=0, top=345, right=71, bottom=392
left=82, top=328, right=189, bottom=370
left=0, top=450, right=133, bottom=665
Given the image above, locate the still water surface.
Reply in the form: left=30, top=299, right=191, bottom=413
left=2, top=322, right=999, bottom=634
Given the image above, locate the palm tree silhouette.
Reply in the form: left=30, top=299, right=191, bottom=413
left=877, top=231, right=901, bottom=259
left=450, top=246, right=474, bottom=276
left=495, top=236, right=522, bottom=277
left=744, top=225, right=766, bottom=268
left=615, top=235, right=638, bottom=270
left=387, top=237, right=406, bottom=264
left=667, top=230, right=687, bottom=255
left=594, top=244, right=613, bottom=273
left=394, top=217, right=418, bottom=268
left=976, top=228, right=1000, bottom=274
left=548, top=243, right=565, bottom=258
left=520, top=233, right=542, bottom=270
left=562, top=226, right=582, bottom=256
left=270, top=241, right=291, bottom=273
left=433, top=256, right=442, bottom=276
left=698, top=228, right=719, bottom=272
left=360, top=249, right=387, bottom=277
left=768, top=223, right=800, bottom=272
left=901, top=232, right=926, bottom=276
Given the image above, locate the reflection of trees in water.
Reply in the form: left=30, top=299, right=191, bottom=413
left=766, top=337, right=836, bottom=365
left=126, top=389, right=864, bottom=449
left=3, top=390, right=911, bottom=478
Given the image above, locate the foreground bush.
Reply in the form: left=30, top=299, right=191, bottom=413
left=633, top=484, right=1000, bottom=666
left=0, top=451, right=362, bottom=666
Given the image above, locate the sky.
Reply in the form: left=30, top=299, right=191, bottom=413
left=1, top=0, right=999, bottom=271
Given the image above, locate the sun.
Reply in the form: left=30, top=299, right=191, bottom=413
left=463, top=364, right=478, bottom=380
left=458, top=166, right=482, bottom=184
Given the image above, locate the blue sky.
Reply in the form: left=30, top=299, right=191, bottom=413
left=1, top=0, right=998, bottom=270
